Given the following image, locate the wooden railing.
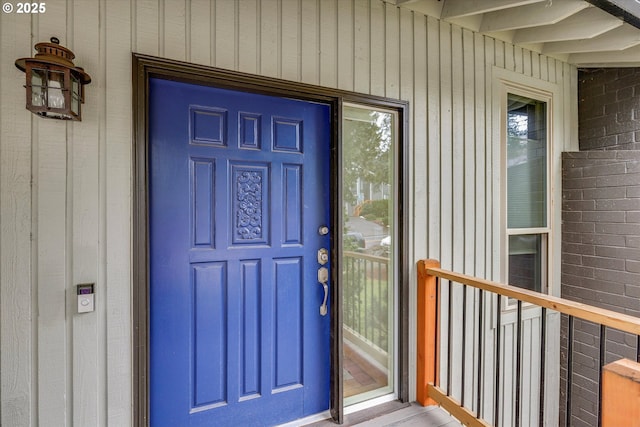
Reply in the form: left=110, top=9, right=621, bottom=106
left=417, top=259, right=640, bottom=427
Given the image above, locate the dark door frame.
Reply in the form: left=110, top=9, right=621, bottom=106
left=132, top=53, right=409, bottom=426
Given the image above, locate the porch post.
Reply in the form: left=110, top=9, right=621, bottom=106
left=601, top=358, right=640, bottom=427
left=417, top=259, right=440, bottom=406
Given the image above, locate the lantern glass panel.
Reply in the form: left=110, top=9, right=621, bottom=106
left=31, top=68, right=46, bottom=107
left=47, top=70, right=66, bottom=109
left=71, top=76, right=80, bottom=115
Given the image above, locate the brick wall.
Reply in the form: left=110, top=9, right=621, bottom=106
left=560, top=68, right=640, bottom=426
left=562, top=152, right=640, bottom=309
left=561, top=151, right=640, bottom=426
left=560, top=69, right=640, bottom=426
left=579, top=68, right=640, bottom=151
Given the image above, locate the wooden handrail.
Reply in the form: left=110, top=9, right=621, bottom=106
left=424, top=263, right=640, bottom=336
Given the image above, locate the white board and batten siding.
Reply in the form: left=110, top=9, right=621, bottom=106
left=0, top=1, right=577, bottom=426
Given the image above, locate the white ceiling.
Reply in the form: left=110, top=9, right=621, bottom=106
left=386, top=0, right=640, bottom=67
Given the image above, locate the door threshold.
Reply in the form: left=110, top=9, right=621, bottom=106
left=301, top=400, right=410, bottom=426
left=276, top=410, right=332, bottom=427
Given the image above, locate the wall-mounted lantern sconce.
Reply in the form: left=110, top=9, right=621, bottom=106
left=15, top=37, right=91, bottom=121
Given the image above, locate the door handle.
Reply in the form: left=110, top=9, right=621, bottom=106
left=319, top=282, right=328, bottom=316
left=318, top=267, right=329, bottom=316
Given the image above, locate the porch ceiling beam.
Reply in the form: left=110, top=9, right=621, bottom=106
left=393, top=0, right=423, bottom=5
left=569, top=44, right=640, bottom=66
left=584, top=0, right=640, bottom=30
left=513, top=7, right=623, bottom=44
left=542, top=23, right=640, bottom=53
left=394, top=0, right=446, bottom=19
left=479, top=0, right=590, bottom=32
left=440, top=0, right=544, bottom=19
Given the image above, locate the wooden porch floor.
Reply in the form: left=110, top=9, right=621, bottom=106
left=306, top=401, right=462, bottom=427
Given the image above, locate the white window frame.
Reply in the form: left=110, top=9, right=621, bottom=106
left=505, top=89, right=551, bottom=297
left=492, top=68, right=563, bottom=306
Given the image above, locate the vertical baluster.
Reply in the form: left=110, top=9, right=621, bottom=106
left=461, top=284, right=467, bottom=406
left=357, top=258, right=362, bottom=336
left=447, top=280, right=453, bottom=396
left=378, top=258, right=382, bottom=349
left=636, top=334, right=640, bottom=363
left=476, top=289, right=484, bottom=419
left=371, top=259, right=375, bottom=343
left=371, top=261, right=382, bottom=348
left=566, top=315, right=574, bottom=427
left=435, top=276, right=441, bottom=388
left=370, top=259, right=374, bottom=344
left=597, top=325, right=606, bottom=427
left=515, top=301, right=523, bottom=427
left=364, top=259, right=369, bottom=342
left=539, top=307, right=547, bottom=427
left=494, top=295, right=502, bottom=427
left=346, top=256, right=351, bottom=328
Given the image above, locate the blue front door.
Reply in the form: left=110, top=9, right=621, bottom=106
left=149, top=78, right=331, bottom=426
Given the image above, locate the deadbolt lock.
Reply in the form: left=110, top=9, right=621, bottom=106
left=317, top=248, right=329, bottom=265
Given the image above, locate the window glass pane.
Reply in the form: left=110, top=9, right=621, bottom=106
left=507, top=93, right=547, bottom=229
left=341, top=104, right=395, bottom=405
left=508, top=234, right=545, bottom=292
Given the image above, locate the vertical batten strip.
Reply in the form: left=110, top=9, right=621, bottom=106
left=189, top=0, right=212, bottom=67
left=72, top=0, right=101, bottom=425
left=282, top=0, right=301, bottom=82
left=215, top=0, right=236, bottom=70
left=36, top=3, right=69, bottom=425
left=238, top=0, right=259, bottom=74
left=426, top=15, right=441, bottom=262
left=159, top=0, right=165, bottom=57
left=134, top=0, right=160, bottom=56
left=439, top=20, right=452, bottom=271
left=462, top=28, right=476, bottom=406
left=318, top=0, right=337, bottom=88
left=353, top=0, right=371, bottom=94
left=474, top=32, right=486, bottom=279
left=259, top=0, right=278, bottom=77
left=384, top=2, right=400, bottom=100
left=185, top=0, right=190, bottom=62
left=98, top=0, right=108, bottom=423
left=0, top=8, right=35, bottom=427
left=336, top=0, right=354, bottom=91
left=105, top=0, right=133, bottom=423
left=463, top=28, right=475, bottom=277
left=299, top=0, right=319, bottom=85
left=452, top=25, right=465, bottom=401
left=369, top=0, right=384, bottom=96
left=412, top=12, right=427, bottom=265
